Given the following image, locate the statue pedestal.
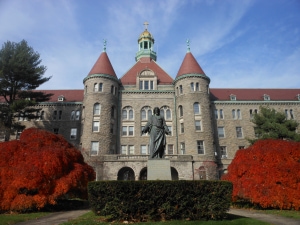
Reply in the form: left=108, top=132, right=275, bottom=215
left=147, top=159, right=171, bottom=180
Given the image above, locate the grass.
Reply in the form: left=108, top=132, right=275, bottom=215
left=257, top=209, right=300, bottom=219
left=60, top=211, right=270, bottom=225
left=0, top=212, right=50, bottom=225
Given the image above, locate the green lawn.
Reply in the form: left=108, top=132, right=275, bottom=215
left=0, top=212, right=49, bottom=225
left=60, top=211, right=270, bottom=225
left=257, top=209, right=300, bottom=219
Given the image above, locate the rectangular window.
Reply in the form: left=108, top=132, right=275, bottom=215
left=195, top=120, right=201, bottom=131
left=121, top=145, right=127, bottom=154
left=110, top=123, right=114, bottom=134
left=236, top=127, right=243, bottom=138
left=150, top=81, right=154, bottom=90
left=220, top=109, right=224, bottom=119
left=129, top=145, right=134, bottom=155
left=91, top=142, right=99, bottom=156
left=99, top=83, right=103, bottom=92
left=53, top=110, right=57, bottom=120
left=139, top=81, right=143, bottom=90
left=141, top=145, right=147, bottom=154
left=195, top=82, right=199, bottom=91
left=122, top=126, right=127, bottom=136
left=128, top=126, right=134, bottom=136
left=180, top=123, right=184, bottom=133
left=180, top=142, right=185, bottom=154
left=220, top=146, right=227, bottom=158
left=70, top=128, right=77, bottom=140
left=179, top=85, right=183, bottom=94
left=167, top=126, right=172, bottom=136
left=167, top=144, right=174, bottom=154
left=58, top=110, right=62, bottom=120
left=197, top=140, right=204, bottom=154
left=214, top=109, right=218, bottom=119
left=190, top=82, right=194, bottom=91
left=218, top=127, right=225, bottom=138
left=144, top=81, right=149, bottom=90
left=93, top=121, right=100, bottom=132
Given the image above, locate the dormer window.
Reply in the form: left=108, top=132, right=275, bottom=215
left=230, top=94, right=236, bottom=101
left=263, top=94, right=270, bottom=101
left=137, top=69, right=157, bottom=90
left=58, top=95, right=64, bottom=101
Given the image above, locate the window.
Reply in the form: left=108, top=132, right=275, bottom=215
left=91, top=142, right=99, bottom=156
left=263, top=94, right=270, bottom=101
left=167, top=144, right=174, bottom=154
left=18, top=113, right=24, bottom=121
left=218, top=127, right=225, bottom=138
left=220, top=109, right=224, bottom=119
left=237, top=109, right=241, bottom=119
left=232, top=109, right=236, bottom=119
left=110, top=123, right=114, bottom=134
left=58, top=110, right=62, bottom=120
left=93, top=121, right=100, bottom=132
left=122, top=126, right=134, bottom=136
left=236, top=127, right=243, bottom=138
left=180, top=123, right=184, bottom=133
left=239, top=146, right=245, bottom=149
left=129, top=145, right=134, bottom=154
left=75, top=111, right=80, bottom=120
left=94, top=83, right=98, bottom=92
left=179, top=105, right=183, bottom=117
left=53, top=128, right=59, bottom=134
left=150, top=81, right=154, bottom=90
left=111, top=106, right=115, bottom=118
left=180, top=142, right=185, bottom=154
left=111, top=85, right=114, bottom=94
left=167, top=126, right=172, bottom=136
left=220, top=146, right=227, bottom=158
left=193, top=102, right=200, bottom=115
left=160, top=106, right=171, bottom=120
left=58, top=96, right=64, bottom=101
left=121, top=145, right=127, bottom=154
left=195, top=82, right=199, bottom=91
left=144, top=81, right=149, bottom=90
left=71, top=111, right=75, bottom=120
left=179, top=85, right=183, bottom=94
left=190, top=82, right=194, bottom=91
left=53, top=111, right=57, bottom=120
left=250, top=109, right=258, bottom=119
left=141, top=145, right=148, bottom=154
left=197, top=140, right=204, bottom=154
left=122, top=106, right=134, bottom=120
left=139, top=80, right=154, bottom=90
left=195, top=120, right=201, bottom=131
left=214, top=109, right=218, bottom=119
left=99, top=83, right=103, bottom=92
left=70, top=128, right=77, bottom=140
left=230, top=94, right=236, bottom=101
left=93, top=103, right=100, bottom=115
left=39, top=111, right=44, bottom=120
left=290, top=109, right=294, bottom=119
left=141, top=106, right=152, bottom=120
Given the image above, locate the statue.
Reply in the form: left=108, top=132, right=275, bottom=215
left=141, top=107, right=171, bottom=158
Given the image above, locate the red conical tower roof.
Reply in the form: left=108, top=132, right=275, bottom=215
left=176, top=52, right=205, bottom=78
left=88, top=52, right=117, bottom=77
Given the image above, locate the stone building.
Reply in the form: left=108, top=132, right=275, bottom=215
left=5, top=26, right=300, bottom=181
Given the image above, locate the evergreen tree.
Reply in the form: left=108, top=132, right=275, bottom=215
left=249, top=106, right=300, bottom=144
left=0, top=40, right=52, bottom=141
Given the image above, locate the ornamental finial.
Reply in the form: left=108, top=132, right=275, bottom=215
left=143, top=21, right=149, bottom=30
left=186, top=39, right=190, bottom=52
left=103, top=39, right=107, bottom=52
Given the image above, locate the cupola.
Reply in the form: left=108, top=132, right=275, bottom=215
left=135, top=22, right=157, bottom=62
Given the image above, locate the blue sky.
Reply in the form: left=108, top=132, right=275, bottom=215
left=0, top=0, right=299, bottom=90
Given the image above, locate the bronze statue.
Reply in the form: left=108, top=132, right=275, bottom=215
left=141, top=107, right=170, bottom=158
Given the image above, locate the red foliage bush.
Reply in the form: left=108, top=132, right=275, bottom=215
left=222, top=139, right=300, bottom=210
left=0, top=128, right=95, bottom=212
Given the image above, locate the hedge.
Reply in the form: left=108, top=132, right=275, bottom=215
left=88, top=180, right=232, bottom=222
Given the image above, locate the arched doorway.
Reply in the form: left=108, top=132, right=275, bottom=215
left=139, top=167, right=147, bottom=180
left=117, top=167, right=135, bottom=180
left=198, top=166, right=206, bottom=180
left=171, top=167, right=179, bottom=180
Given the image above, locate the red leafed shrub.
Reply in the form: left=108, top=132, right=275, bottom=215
left=222, top=139, right=300, bottom=210
left=0, top=128, right=95, bottom=212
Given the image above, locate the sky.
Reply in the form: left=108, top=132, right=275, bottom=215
left=0, top=0, right=299, bottom=90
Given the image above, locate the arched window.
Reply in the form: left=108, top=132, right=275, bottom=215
left=141, top=106, right=152, bottom=121
left=94, top=83, right=98, bottom=92
left=111, top=85, right=114, bottom=94
left=75, top=111, right=80, bottom=120
left=179, top=105, right=183, bottom=117
left=99, top=83, right=103, bottom=92
left=122, top=106, right=134, bottom=120
left=190, top=82, right=194, bottom=91
left=160, top=106, right=172, bottom=120
left=237, top=109, right=241, bottom=119
left=179, top=85, right=183, bottom=94
left=232, top=109, right=236, bottom=119
left=193, top=102, right=200, bottom=115
left=166, top=109, right=171, bottom=119
left=111, top=106, right=115, bottom=118
left=70, top=111, right=75, bottom=120
left=195, top=82, right=199, bottom=91
left=93, top=103, right=100, bottom=115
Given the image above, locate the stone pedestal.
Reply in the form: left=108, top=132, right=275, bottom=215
left=147, top=159, right=171, bottom=180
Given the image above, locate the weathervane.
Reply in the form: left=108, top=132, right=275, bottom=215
left=103, top=39, right=107, bottom=52
left=186, top=39, right=190, bottom=52
left=143, top=21, right=149, bottom=30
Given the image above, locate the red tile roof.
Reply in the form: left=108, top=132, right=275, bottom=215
left=120, top=58, right=173, bottom=85
left=176, top=52, right=205, bottom=78
left=88, top=52, right=117, bottom=77
left=210, top=88, right=300, bottom=101
left=38, top=90, right=84, bottom=102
